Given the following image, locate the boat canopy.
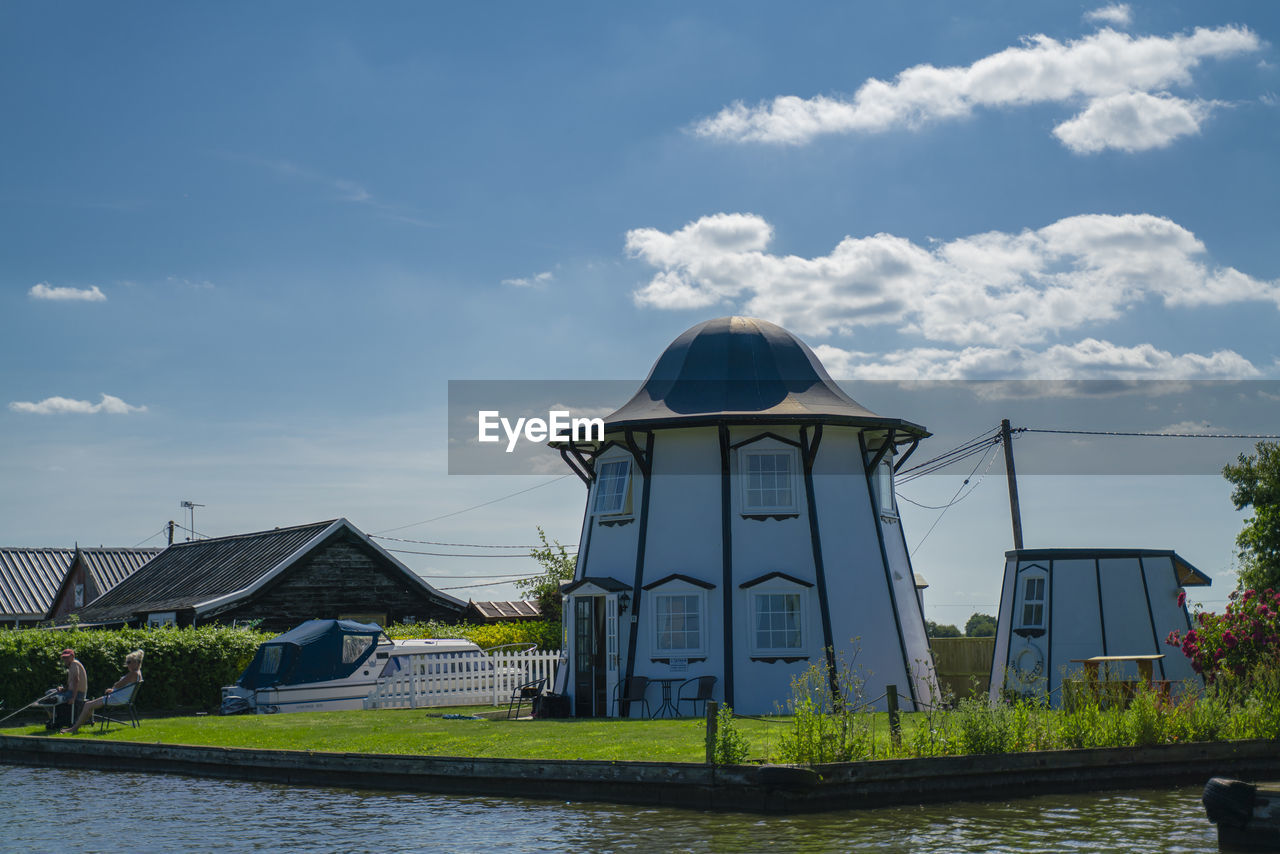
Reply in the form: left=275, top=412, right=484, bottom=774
left=236, top=619, right=385, bottom=690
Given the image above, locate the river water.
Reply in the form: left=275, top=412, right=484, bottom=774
left=0, top=765, right=1217, bottom=853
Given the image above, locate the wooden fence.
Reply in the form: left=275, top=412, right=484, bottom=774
left=929, top=637, right=995, bottom=700
left=364, top=648, right=563, bottom=710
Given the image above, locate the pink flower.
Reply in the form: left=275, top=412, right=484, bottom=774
left=1177, top=591, right=1187, bottom=608
left=1224, top=632, right=1238, bottom=649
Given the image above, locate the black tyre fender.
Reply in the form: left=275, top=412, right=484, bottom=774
left=1203, top=777, right=1257, bottom=828
left=753, top=765, right=820, bottom=791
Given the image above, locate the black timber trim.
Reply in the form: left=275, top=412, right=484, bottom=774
left=893, top=439, right=920, bottom=473
left=1046, top=560, right=1055, bottom=697
left=619, top=431, right=655, bottom=716
left=859, top=430, right=916, bottom=707
left=642, top=573, right=716, bottom=591
left=1136, top=556, right=1167, bottom=681
left=622, top=430, right=651, bottom=479
left=993, top=557, right=1011, bottom=699
left=1094, top=558, right=1108, bottom=657
left=800, top=425, right=838, bottom=701
left=742, top=514, right=800, bottom=521
left=864, top=429, right=895, bottom=476
left=560, top=447, right=592, bottom=487
left=729, top=431, right=802, bottom=451
left=651, top=657, right=707, bottom=665
left=750, top=656, right=809, bottom=664
left=719, top=424, right=735, bottom=710
left=739, top=571, right=814, bottom=589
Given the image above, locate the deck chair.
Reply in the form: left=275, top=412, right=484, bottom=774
left=95, top=681, right=142, bottom=733
left=611, top=676, right=652, bottom=719
left=507, top=676, right=546, bottom=720
left=677, top=675, right=717, bottom=717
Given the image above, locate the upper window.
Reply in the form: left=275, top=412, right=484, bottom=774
left=593, top=458, right=632, bottom=516
left=740, top=448, right=798, bottom=513
left=74, top=583, right=85, bottom=608
left=875, top=457, right=898, bottom=518
left=653, top=593, right=704, bottom=655
left=1020, top=575, right=1046, bottom=629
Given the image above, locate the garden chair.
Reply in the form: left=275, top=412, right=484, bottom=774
left=94, top=681, right=142, bottom=733
left=677, top=675, right=717, bottom=717
left=507, top=676, right=546, bottom=720
left=611, top=676, right=652, bottom=719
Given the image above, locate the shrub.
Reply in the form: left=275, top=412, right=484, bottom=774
left=385, top=619, right=561, bottom=650
left=1167, top=588, right=1280, bottom=684
left=712, top=704, right=750, bottom=765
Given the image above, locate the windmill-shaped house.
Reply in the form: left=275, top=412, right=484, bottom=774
left=553, top=317, right=939, bottom=716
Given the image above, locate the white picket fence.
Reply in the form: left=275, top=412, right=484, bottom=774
left=364, top=648, right=563, bottom=710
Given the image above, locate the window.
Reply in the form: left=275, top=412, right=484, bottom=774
left=654, top=593, right=703, bottom=655
left=342, top=635, right=374, bottom=664
left=147, top=611, right=176, bottom=627
left=875, top=457, right=897, bottom=518
left=593, top=458, right=632, bottom=516
left=740, top=448, right=798, bottom=513
left=1020, top=576, right=1046, bottom=628
left=260, top=645, right=283, bottom=675
left=74, top=583, right=84, bottom=608
left=753, top=592, right=804, bottom=652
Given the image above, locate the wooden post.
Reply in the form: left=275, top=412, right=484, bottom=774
left=167, top=520, right=175, bottom=545
left=1001, top=419, right=1024, bottom=551
left=886, top=685, right=901, bottom=746
left=705, top=699, right=719, bottom=764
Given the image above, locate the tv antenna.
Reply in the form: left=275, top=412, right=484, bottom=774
left=179, top=500, right=205, bottom=541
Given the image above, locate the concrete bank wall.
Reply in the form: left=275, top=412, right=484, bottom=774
left=1, top=735, right=1277, bottom=813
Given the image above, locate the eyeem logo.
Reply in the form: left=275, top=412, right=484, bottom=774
left=477, top=410, right=604, bottom=452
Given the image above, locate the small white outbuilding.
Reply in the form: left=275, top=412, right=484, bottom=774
left=989, top=548, right=1209, bottom=705
left=554, top=317, right=939, bottom=717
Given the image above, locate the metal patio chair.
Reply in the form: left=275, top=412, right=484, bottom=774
left=507, top=676, right=546, bottom=720
left=95, top=681, right=142, bottom=733
left=676, top=675, right=717, bottom=717
left=611, top=676, right=652, bottom=719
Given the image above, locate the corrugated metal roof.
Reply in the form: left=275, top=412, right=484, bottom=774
left=78, top=521, right=337, bottom=623
left=0, top=547, right=159, bottom=620
left=469, top=600, right=542, bottom=620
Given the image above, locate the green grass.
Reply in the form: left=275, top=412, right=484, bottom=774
left=0, top=706, right=794, bottom=763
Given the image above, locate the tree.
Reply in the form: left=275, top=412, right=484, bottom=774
left=516, top=527, right=576, bottom=623
left=1223, top=440, right=1280, bottom=592
left=964, top=613, right=998, bottom=637
left=925, top=620, right=962, bottom=638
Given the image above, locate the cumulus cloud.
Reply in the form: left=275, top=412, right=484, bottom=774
left=9, top=394, right=147, bottom=415
left=1085, top=4, right=1132, bottom=28
left=692, top=24, right=1259, bottom=152
left=502, top=271, right=554, bottom=288
left=628, top=212, right=1280, bottom=346
left=29, top=283, right=106, bottom=302
left=812, top=340, right=1261, bottom=381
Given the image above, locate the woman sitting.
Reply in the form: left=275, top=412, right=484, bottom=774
left=62, top=649, right=143, bottom=734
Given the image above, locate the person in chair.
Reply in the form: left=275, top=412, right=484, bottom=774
left=62, top=649, right=142, bottom=735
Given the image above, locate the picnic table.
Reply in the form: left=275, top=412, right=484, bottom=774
left=1069, top=654, right=1165, bottom=687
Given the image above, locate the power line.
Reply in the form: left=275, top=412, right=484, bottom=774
left=372, top=475, right=574, bottom=534
left=414, top=571, right=541, bottom=580
left=132, top=527, right=167, bottom=547
left=385, top=547, right=576, bottom=558
left=909, top=441, right=1001, bottom=557
left=439, top=578, right=533, bottom=591
left=1023, top=428, right=1280, bottom=440
left=373, top=534, right=573, bottom=549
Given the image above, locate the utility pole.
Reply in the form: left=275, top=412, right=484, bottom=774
left=1001, top=419, right=1024, bottom=550
left=167, top=520, right=175, bottom=545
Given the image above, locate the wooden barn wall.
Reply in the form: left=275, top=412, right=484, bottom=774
left=213, top=531, right=462, bottom=631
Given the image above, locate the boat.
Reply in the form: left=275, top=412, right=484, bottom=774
left=219, top=619, right=487, bottom=714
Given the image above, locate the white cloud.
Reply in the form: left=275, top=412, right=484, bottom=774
left=629, top=212, right=1280, bottom=346
left=814, top=339, right=1261, bottom=382
left=692, top=25, right=1259, bottom=152
left=9, top=394, right=148, bottom=415
left=28, top=283, right=106, bottom=302
left=1052, top=92, right=1215, bottom=152
left=501, top=271, right=554, bottom=288
left=1085, top=4, right=1132, bottom=28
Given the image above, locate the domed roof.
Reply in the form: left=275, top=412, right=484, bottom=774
left=603, top=317, right=928, bottom=436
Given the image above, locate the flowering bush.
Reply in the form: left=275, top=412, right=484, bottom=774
left=1167, top=588, right=1280, bottom=683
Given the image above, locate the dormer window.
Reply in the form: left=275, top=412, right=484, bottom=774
left=1020, top=575, right=1046, bottom=629
left=593, top=458, right=632, bottom=516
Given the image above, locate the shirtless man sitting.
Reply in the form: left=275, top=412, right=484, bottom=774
left=45, top=649, right=87, bottom=731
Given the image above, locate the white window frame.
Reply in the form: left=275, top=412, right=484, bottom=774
left=649, top=585, right=708, bottom=658
left=745, top=579, right=810, bottom=657
left=1018, top=571, right=1047, bottom=630
left=592, top=456, right=633, bottom=518
left=738, top=445, right=800, bottom=514
left=875, top=457, right=898, bottom=519
left=147, top=611, right=176, bottom=627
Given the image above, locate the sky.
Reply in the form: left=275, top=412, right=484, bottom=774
left=3, top=2, right=1278, bottom=624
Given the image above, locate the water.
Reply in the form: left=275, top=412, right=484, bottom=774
left=0, top=765, right=1218, bottom=853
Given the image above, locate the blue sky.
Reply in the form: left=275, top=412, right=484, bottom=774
left=3, top=2, right=1278, bottom=621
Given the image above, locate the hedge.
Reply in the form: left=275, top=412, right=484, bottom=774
left=385, top=619, right=562, bottom=650
left=0, top=626, right=269, bottom=713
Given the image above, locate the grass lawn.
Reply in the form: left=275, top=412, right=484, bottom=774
left=0, top=706, right=814, bottom=763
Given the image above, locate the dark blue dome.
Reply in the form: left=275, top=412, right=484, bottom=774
left=603, top=317, right=928, bottom=435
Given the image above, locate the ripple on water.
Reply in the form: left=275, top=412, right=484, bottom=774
left=0, top=766, right=1219, bottom=853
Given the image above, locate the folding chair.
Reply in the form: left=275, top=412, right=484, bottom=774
left=677, top=675, right=717, bottom=717
left=507, top=676, right=546, bottom=720
left=611, top=676, right=652, bottom=719
left=95, top=681, right=142, bottom=732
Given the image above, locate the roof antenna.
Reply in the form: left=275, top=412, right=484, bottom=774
left=179, top=500, right=205, bottom=542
